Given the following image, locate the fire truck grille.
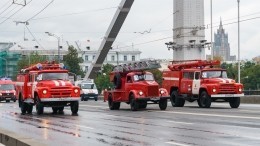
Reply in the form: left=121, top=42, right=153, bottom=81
left=147, top=86, right=159, bottom=97
left=2, top=93, right=14, bottom=96
left=50, top=88, right=72, bottom=97
left=219, top=84, right=236, bottom=93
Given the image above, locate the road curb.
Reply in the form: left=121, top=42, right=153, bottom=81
left=0, top=128, right=46, bottom=146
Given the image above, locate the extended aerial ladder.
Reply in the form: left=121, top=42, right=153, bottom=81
left=85, top=0, right=135, bottom=79
left=168, top=60, right=220, bottom=71
left=112, top=60, right=161, bottom=73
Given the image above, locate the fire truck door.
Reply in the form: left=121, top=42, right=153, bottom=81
left=192, top=72, right=200, bottom=95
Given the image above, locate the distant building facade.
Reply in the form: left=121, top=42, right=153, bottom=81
left=0, top=41, right=141, bottom=78
left=213, top=20, right=236, bottom=61
left=173, top=0, right=205, bottom=60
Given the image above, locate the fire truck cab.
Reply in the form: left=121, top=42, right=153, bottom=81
left=16, top=62, right=80, bottom=115
left=162, top=60, right=244, bottom=108
left=0, top=78, right=16, bottom=102
left=104, top=60, right=169, bottom=111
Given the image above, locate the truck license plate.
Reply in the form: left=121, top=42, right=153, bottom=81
left=225, top=94, right=234, bottom=97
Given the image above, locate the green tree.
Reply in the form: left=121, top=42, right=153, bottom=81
left=17, top=52, right=47, bottom=71
left=63, top=46, right=85, bottom=77
left=147, top=69, right=162, bottom=86
left=94, top=64, right=114, bottom=93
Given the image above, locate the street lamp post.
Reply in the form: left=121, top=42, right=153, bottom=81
left=0, top=57, right=7, bottom=77
left=237, top=0, right=241, bottom=83
left=45, top=32, right=61, bottom=63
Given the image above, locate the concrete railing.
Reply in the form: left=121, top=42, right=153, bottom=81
left=0, top=129, right=46, bottom=146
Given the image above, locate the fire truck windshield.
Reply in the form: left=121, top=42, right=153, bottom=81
left=133, top=74, right=154, bottom=81
left=202, top=71, right=228, bottom=79
left=0, top=84, right=15, bottom=90
left=81, top=83, right=97, bottom=89
left=37, top=73, right=69, bottom=81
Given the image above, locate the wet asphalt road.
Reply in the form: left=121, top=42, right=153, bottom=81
left=0, top=100, right=260, bottom=146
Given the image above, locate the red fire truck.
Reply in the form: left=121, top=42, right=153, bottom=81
left=104, top=60, right=169, bottom=111
left=162, top=60, right=244, bottom=108
left=0, top=78, right=16, bottom=102
left=16, top=62, right=80, bottom=115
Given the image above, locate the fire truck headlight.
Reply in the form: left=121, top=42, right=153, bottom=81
left=42, top=90, right=47, bottom=94
left=74, top=89, right=79, bottom=93
left=139, top=91, right=143, bottom=96
left=239, top=88, right=242, bottom=92
left=160, top=90, right=165, bottom=94
left=212, top=88, right=216, bottom=93
left=0, top=93, right=2, bottom=96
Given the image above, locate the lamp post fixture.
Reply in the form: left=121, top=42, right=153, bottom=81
left=165, top=42, right=176, bottom=59
left=45, top=32, right=61, bottom=63
left=237, top=0, right=241, bottom=83
left=0, top=57, right=7, bottom=77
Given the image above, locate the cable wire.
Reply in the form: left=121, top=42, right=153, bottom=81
left=25, top=25, right=45, bottom=50
left=26, top=0, right=54, bottom=21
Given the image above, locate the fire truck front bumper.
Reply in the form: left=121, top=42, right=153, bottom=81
left=211, top=94, right=244, bottom=98
left=136, top=96, right=170, bottom=101
left=40, top=97, right=80, bottom=102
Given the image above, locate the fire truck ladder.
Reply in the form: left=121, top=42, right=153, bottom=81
left=85, top=0, right=134, bottom=79
left=168, top=60, right=220, bottom=71
left=113, top=60, right=161, bottom=72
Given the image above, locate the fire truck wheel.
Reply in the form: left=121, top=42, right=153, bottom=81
left=139, top=101, right=147, bottom=109
left=198, top=91, right=211, bottom=108
left=114, top=73, right=122, bottom=89
left=159, top=99, right=167, bottom=110
left=52, top=107, right=59, bottom=113
left=26, top=104, right=33, bottom=114
left=71, top=101, right=79, bottom=114
left=229, top=97, right=240, bottom=108
left=170, top=91, right=185, bottom=107
left=35, top=97, right=44, bottom=115
left=6, top=100, right=10, bottom=103
left=108, top=95, right=120, bottom=110
left=130, top=95, right=139, bottom=111
left=58, top=107, right=64, bottom=113
left=20, top=101, right=27, bottom=115
left=13, top=99, right=16, bottom=102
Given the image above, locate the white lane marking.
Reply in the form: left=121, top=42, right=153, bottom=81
left=75, top=125, right=94, bottom=130
left=167, top=121, right=193, bottom=125
left=165, top=141, right=191, bottom=146
left=239, top=110, right=259, bottom=113
left=151, top=110, right=260, bottom=120
left=80, top=105, right=107, bottom=108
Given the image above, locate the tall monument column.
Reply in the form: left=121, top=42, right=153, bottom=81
left=173, top=0, right=206, bottom=60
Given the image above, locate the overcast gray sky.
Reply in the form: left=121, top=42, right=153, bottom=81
left=0, top=0, right=259, bottom=60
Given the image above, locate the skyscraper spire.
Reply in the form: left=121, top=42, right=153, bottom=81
left=219, top=17, right=223, bottom=29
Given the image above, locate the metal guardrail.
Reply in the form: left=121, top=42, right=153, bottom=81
left=244, top=90, right=260, bottom=95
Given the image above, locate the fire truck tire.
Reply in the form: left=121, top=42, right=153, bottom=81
left=6, top=100, right=10, bottom=103
left=71, top=101, right=79, bottom=114
left=198, top=91, right=211, bottom=108
left=52, top=107, right=58, bottom=113
left=159, top=99, right=167, bottom=110
left=13, top=99, right=16, bottom=102
left=108, top=95, right=120, bottom=110
left=114, top=73, right=122, bottom=89
left=229, top=97, right=240, bottom=108
left=139, top=101, right=147, bottom=109
left=58, top=107, right=64, bottom=113
left=170, top=91, right=185, bottom=107
left=26, top=104, right=33, bottom=114
left=130, top=95, right=139, bottom=111
left=35, top=97, right=44, bottom=115
left=20, top=101, right=27, bottom=115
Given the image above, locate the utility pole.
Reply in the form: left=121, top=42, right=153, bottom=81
left=237, top=0, right=241, bottom=83
left=211, top=0, right=213, bottom=60
left=45, top=32, right=61, bottom=63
